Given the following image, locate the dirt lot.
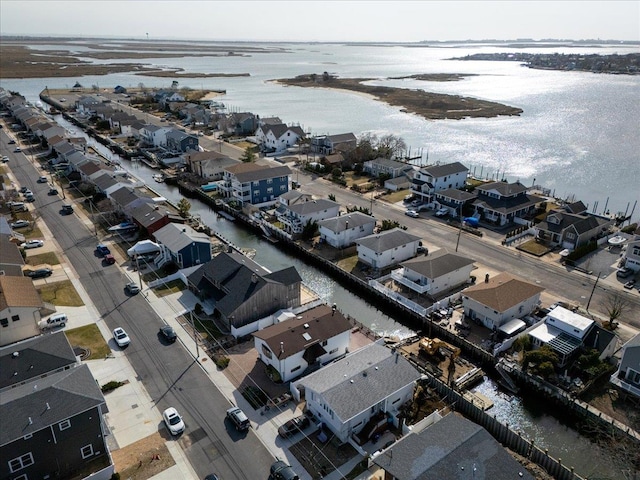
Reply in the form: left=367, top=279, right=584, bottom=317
left=111, top=432, right=174, bottom=480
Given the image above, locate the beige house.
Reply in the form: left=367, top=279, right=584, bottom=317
left=0, top=276, right=44, bottom=346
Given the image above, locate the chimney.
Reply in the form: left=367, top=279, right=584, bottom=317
left=280, top=342, right=284, bottom=354
left=485, top=273, right=490, bottom=283
left=251, top=273, right=258, bottom=283
left=227, top=245, right=233, bottom=253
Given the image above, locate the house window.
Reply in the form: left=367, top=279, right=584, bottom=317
left=566, top=232, right=576, bottom=240
left=261, top=344, right=273, bottom=359
left=59, top=419, right=71, bottom=431
left=291, top=365, right=301, bottom=373
left=267, top=178, right=273, bottom=184
left=23, top=434, right=33, bottom=440
left=9, top=452, right=34, bottom=473
left=81, top=444, right=94, bottom=459
left=253, top=190, right=259, bottom=196
left=280, top=185, right=287, bottom=192
left=267, top=187, right=273, bottom=194
left=0, top=318, right=7, bottom=327
left=12, top=315, right=20, bottom=322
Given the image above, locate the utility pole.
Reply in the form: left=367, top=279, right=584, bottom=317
left=586, top=272, right=601, bottom=311
left=190, top=310, right=200, bottom=362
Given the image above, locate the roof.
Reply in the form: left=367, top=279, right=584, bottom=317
left=0, top=275, right=44, bottom=310
left=93, top=172, right=119, bottom=190
left=0, top=332, right=77, bottom=389
left=366, top=158, right=409, bottom=170
left=357, top=228, right=421, bottom=252
left=110, top=186, right=141, bottom=207
left=130, top=202, right=169, bottom=228
left=463, top=272, right=544, bottom=312
left=318, top=212, right=376, bottom=232
left=435, top=187, right=477, bottom=202
left=373, top=413, right=534, bottom=480
left=401, top=250, right=475, bottom=279
left=0, top=235, right=26, bottom=269
left=78, top=161, right=102, bottom=176
left=473, top=191, right=544, bottom=215
left=153, top=222, right=210, bottom=252
left=253, top=304, right=352, bottom=359
left=287, top=198, right=339, bottom=216
left=325, top=133, right=356, bottom=144
left=537, top=211, right=612, bottom=236
left=476, top=181, right=528, bottom=197
left=226, top=163, right=292, bottom=183
left=547, top=306, right=593, bottom=334
left=421, top=161, right=468, bottom=178
left=297, top=341, right=421, bottom=421
left=0, top=364, right=106, bottom=445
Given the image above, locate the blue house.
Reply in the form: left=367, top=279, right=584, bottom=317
left=166, top=129, right=199, bottom=153
left=153, top=223, right=212, bottom=268
left=221, top=163, right=292, bottom=207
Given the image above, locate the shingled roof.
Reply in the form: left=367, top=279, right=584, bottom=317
left=401, top=250, right=475, bottom=279
left=463, top=272, right=544, bottom=312
left=357, top=228, right=421, bottom=252
left=0, top=275, right=44, bottom=311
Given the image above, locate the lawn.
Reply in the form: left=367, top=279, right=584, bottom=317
left=154, top=279, right=186, bottom=297
left=516, top=239, right=552, bottom=257
left=343, top=172, right=372, bottom=187
left=25, top=251, right=61, bottom=266
left=181, top=314, right=223, bottom=341
left=380, top=189, right=410, bottom=203
left=37, top=280, right=85, bottom=306
left=65, top=324, right=111, bottom=360
left=336, top=254, right=360, bottom=273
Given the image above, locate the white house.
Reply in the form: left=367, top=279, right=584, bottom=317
left=461, top=272, right=544, bottom=331
left=410, top=161, right=469, bottom=205
left=255, top=123, right=306, bottom=153
left=356, top=228, right=422, bottom=270
left=253, top=304, right=352, bottom=382
left=610, top=334, right=640, bottom=399
left=292, top=341, right=421, bottom=443
left=275, top=198, right=340, bottom=235
left=318, top=212, right=377, bottom=249
left=0, top=276, right=44, bottom=347
left=392, top=250, right=475, bottom=296
left=140, top=124, right=172, bottom=147
left=622, top=230, right=640, bottom=272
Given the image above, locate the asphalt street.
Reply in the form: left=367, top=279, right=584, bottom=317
left=3, top=133, right=275, bottom=480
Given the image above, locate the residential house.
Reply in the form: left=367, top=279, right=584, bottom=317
left=114, top=85, right=127, bottom=94
left=166, top=129, right=199, bottom=153
left=184, top=150, right=238, bottom=180
left=461, top=272, right=544, bottom=331
left=275, top=198, right=340, bottom=235
left=255, top=123, right=306, bottom=153
left=78, top=161, right=106, bottom=182
left=0, top=333, right=113, bottom=480
left=0, top=234, right=26, bottom=277
left=153, top=222, right=212, bottom=269
left=371, top=412, right=534, bottom=480
left=356, top=228, right=422, bottom=270
left=220, top=112, right=258, bottom=136
left=383, top=170, right=414, bottom=192
left=363, top=158, right=413, bottom=179
left=140, top=124, right=171, bottom=147
left=186, top=251, right=302, bottom=336
left=392, top=250, right=475, bottom=297
left=623, top=235, right=640, bottom=272
left=109, top=186, right=149, bottom=214
left=317, top=212, right=377, bottom=249
left=433, top=188, right=477, bottom=217
left=610, top=334, right=640, bottom=398
left=155, top=90, right=185, bottom=107
left=471, top=181, right=544, bottom=226
left=411, top=162, right=469, bottom=205
left=129, top=202, right=173, bottom=236
left=75, top=95, right=103, bottom=115
left=253, top=304, right=352, bottom=382
left=92, top=171, right=122, bottom=196
left=220, top=163, right=291, bottom=207
left=0, top=276, right=45, bottom=346
left=292, top=341, right=421, bottom=444
left=535, top=209, right=614, bottom=250
left=528, top=306, right=597, bottom=367
left=322, top=152, right=348, bottom=171
left=311, top=133, right=357, bottom=155
left=277, top=190, right=314, bottom=207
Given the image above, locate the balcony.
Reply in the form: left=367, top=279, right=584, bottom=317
left=390, top=268, right=431, bottom=294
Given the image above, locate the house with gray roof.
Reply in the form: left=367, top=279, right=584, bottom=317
left=221, top=163, right=292, bottom=207
left=92, top=171, right=121, bottom=195
left=318, top=212, right=377, bottom=248
left=153, top=222, right=212, bottom=268
left=434, top=187, right=477, bottom=217
left=356, top=228, right=422, bottom=270
left=253, top=304, right=352, bottom=382
left=166, top=128, right=199, bottom=153
left=610, top=333, right=640, bottom=399
left=129, top=202, right=172, bottom=235
left=471, top=181, right=545, bottom=226
left=187, top=251, right=303, bottom=337
left=311, top=132, right=357, bottom=155
left=292, top=341, right=421, bottom=443
left=184, top=150, right=238, bottom=180
left=0, top=234, right=26, bottom=277
left=411, top=161, right=469, bottom=205
left=275, top=198, right=340, bottom=235
left=255, top=123, right=306, bottom=153
left=0, top=333, right=112, bottom=480
left=393, top=250, right=475, bottom=297
left=372, top=412, right=534, bottom=480
left=535, top=209, right=614, bottom=250
left=363, top=157, right=414, bottom=179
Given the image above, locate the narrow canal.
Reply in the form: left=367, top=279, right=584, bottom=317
left=56, top=116, right=631, bottom=479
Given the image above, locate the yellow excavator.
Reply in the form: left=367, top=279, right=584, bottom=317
left=419, top=337, right=461, bottom=358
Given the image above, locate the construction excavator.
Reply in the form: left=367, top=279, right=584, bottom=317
left=419, top=337, right=461, bottom=387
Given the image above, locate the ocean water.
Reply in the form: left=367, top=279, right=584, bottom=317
left=2, top=41, right=639, bottom=217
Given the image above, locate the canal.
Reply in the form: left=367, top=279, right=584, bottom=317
left=55, top=115, right=631, bottom=479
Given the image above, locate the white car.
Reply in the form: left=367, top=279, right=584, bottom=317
left=405, top=209, right=419, bottom=218
left=11, top=219, right=30, bottom=228
left=113, top=327, right=131, bottom=347
left=435, top=208, right=449, bottom=217
left=162, top=407, right=185, bottom=435
left=21, top=239, right=44, bottom=249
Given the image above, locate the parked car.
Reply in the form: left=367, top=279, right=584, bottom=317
left=39, top=313, right=67, bottom=331
left=617, top=267, right=633, bottom=278
left=269, top=460, right=299, bottom=480
left=14, top=147, right=21, bottom=152
left=159, top=325, right=178, bottom=343
left=410, top=199, right=422, bottom=207
left=19, top=186, right=29, bottom=193
left=61, top=204, right=73, bottom=215
left=26, top=267, right=53, bottom=279
left=24, top=193, right=35, bottom=202
left=113, top=327, right=130, bottom=347
left=204, top=475, right=220, bottom=480
left=10, top=219, right=30, bottom=228
left=104, top=254, right=116, bottom=265
left=1, top=155, right=8, bottom=163
left=22, top=189, right=33, bottom=197
left=162, top=407, right=185, bottom=435
left=48, top=187, right=59, bottom=195
left=435, top=207, right=449, bottom=217
left=96, top=244, right=111, bottom=256
left=21, top=239, right=44, bottom=249
left=277, top=414, right=310, bottom=438
left=9, top=201, right=27, bottom=212
left=37, top=175, right=48, bottom=183
left=125, top=282, right=141, bottom=295
left=226, top=406, right=250, bottom=431
left=623, top=280, right=636, bottom=289
left=405, top=209, right=419, bottom=218
left=8, top=139, right=16, bottom=144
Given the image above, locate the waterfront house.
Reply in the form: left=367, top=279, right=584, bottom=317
left=610, top=333, right=640, bottom=399
left=254, top=123, right=306, bottom=154
left=363, top=158, right=414, bottom=179
left=253, top=304, right=352, bottom=382
left=535, top=209, right=614, bottom=250
left=318, top=212, right=377, bottom=248
left=0, top=276, right=44, bottom=347
left=461, top=272, right=544, bottom=331
left=0, top=333, right=113, bottom=480
left=410, top=161, right=469, bottom=205
left=292, top=341, right=421, bottom=444
left=166, top=128, right=199, bottom=153
left=153, top=222, right=212, bottom=269
left=184, top=150, right=238, bottom=180
left=75, top=95, right=103, bottom=115
left=220, top=163, right=292, bottom=207
left=621, top=225, right=640, bottom=272
left=433, top=188, right=477, bottom=217
left=129, top=202, right=173, bottom=236
left=219, top=112, right=259, bottom=136
left=92, top=171, right=122, bottom=197
left=275, top=198, right=340, bottom=235
left=140, top=124, right=172, bottom=148
left=356, top=228, right=422, bottom=270
left=186, top=251, right=302, bottom=336
left=371, top=412, right=535, bottom=480
left=109, top=186, right=150, bottom=214
left=471, top=181, right=544, bottom=227
left=155, top=90, right=185, bottom=107
left=77, top=161, right=106, bottom=183
left=278, top=190, right=314, bottom=207
left=310, top=133, right=357, bottom=155
left=392, top=250, right=475, bottom=297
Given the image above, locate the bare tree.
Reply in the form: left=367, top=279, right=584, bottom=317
left=602, top=292, right=630, bottom=328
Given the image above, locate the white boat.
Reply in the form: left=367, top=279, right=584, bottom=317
left=108, top=222, right=138, bottom=233
left=608, top=235, right=626, bottom=246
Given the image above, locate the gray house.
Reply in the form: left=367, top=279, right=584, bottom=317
left=610, top=333, right=640, bottom=399
left=153, top=222, right=212, bottom=268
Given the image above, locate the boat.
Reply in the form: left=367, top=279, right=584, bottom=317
left=608, top=235, right=626, bottom=246
left=108, top=222, right=138, bottom=233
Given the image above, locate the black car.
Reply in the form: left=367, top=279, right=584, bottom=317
left=26, top=268, right=53, bottom=279
left=160, top=325, right=178, bottom=343
left=269, top=460, right=299, bottom=480
left=277, top=414, right=310, bottom=438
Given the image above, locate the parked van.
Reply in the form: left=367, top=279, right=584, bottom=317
left=10, top=201, right=27, bottom=212
left=39, top=313, right=68, bottom=331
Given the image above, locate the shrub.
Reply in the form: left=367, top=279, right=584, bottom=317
left=215, top=356, right=230, bottom=369
left=621, top=223, right=638, bottom=234
left=566, top=241, right=597, bottom=261
left=101, top=380, right=125, bottom=393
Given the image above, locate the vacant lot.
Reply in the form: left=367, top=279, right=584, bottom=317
left=37, top=280, right=84, bottom=306
left=111, top=432, right=174, bottom=480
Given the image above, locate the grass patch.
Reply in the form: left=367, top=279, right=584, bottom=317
left=37, top=280, right=85, bottom=306
left=25, top=251, right=61, bottom=266
left=380, top=189, right=410, bottom=203
left=516, top=239, right=552, bottom=257
left=193, top=316, right=223, bottom=341
left=154, top=279, right=186, bottom=297
left=233, top=140, right=255, bottom=150
left=66, top=324, right=111, bottom=360
left=336, top=255, right=360, bottom=273
left=344, top=172, right=371, bottom=187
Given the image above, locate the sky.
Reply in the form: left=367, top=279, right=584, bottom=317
left=1, top=1, right=638, bottom=43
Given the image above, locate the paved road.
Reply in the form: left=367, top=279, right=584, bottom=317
left=3, top=134, right=275, bottom=480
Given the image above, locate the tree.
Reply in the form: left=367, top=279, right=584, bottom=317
left=380, top=219, right=401, bottom=231
left=331, top=167, right=342, bottom=180
left=377, top=134, right=407, bottom=159
left=240, top=147, right=256, bottom=163
left=301, top=220, right=318, bottom=240
left=522, top=345, right=558, bottom=377
left=328, top=194, right=336, bottom=201
left=177, top=198, right=191, bottom=218
left=602, top=292, right=630, bottom=328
